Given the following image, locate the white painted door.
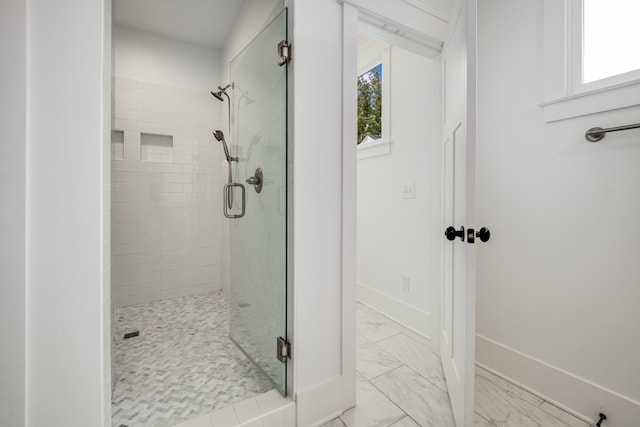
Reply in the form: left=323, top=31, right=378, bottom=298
left=441, top=1, right=477, bottom=426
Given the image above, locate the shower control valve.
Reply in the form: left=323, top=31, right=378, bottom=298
left=246, top=168, right=263, bottom=194
left=246, top=176, right=260, bottom=185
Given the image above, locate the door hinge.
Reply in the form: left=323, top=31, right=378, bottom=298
left=277, top=336, right=290, bottom=363
left=277, top=40, right=291, bottom=66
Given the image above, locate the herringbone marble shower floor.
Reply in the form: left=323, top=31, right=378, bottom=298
left=111, top=291, right=273, bottom=427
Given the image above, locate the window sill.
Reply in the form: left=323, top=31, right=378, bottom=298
left=540, top=79, right=640, bottom=123
left=357, top=139, right=392, bottom=160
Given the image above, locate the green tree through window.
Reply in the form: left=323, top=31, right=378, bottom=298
left=357, top=64, right=382, bottom=144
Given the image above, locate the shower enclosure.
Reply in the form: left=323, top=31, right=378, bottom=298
left=227, top=9, right=289, bottom=395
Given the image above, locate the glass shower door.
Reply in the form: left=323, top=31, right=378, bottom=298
left=229, top=9, right=288, bottom=394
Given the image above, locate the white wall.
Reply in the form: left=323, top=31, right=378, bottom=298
left=0, top=1, right=26, bottom=425
left=357, top=44, right=442, bottom=340
left=111, top=28, right=224, bottom=306
left=114, top=25, right=221, bottom=93
left=27, top=0, right=111, bottom=425
left=110, top=1, right=117, bottom=394
left=290, top=0, right=343, bottom=390
left=103, top=3, right=113, bottom=420
left=476, top=1, right=640, bottom=425
left=289, top=0, right=359, bottom=424
left=111, top=79, right=223, bottom=306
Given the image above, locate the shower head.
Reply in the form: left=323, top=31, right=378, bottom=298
left=210, top=83, right=234, bottom=102
left=213, top=130, right=236, bottom=162
left=211, top=91, right=225, bottom=102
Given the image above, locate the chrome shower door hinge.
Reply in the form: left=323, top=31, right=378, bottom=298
left=277, top=40, right=291, bottom=66
left=277, top=336, right=290, bottom=363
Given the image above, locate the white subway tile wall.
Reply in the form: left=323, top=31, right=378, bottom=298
left=140, top=133, right=173, bottom=163
left=112, top=77, right=223, bottom=306
left=111, top=130, right=124, bottom=161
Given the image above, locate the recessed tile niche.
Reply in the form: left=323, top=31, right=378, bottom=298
left=140, top=133, right=173, bottom=163
left=111, top=130, right=124, bottom=160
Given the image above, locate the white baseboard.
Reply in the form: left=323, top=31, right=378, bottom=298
left=357, top=281, right=431, bottom=340
left=476, top=334, right=640, bottom=427
left=296, top=375, right=355, bottom=427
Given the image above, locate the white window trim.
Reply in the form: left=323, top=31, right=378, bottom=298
left=357, top=139, right=393, bottom=160
left=357, top=45, right=392, bottom=159
left=541, top=0, right=640, bottom=122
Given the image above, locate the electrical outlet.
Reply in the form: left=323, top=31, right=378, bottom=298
left=402, top=183, right=416, bottom=199
left=401, top=276, right=410, bottom=292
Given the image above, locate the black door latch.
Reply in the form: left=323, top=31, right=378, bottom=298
left=467, top=227, right=491, bottom=244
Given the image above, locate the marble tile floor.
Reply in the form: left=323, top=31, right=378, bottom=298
left=322, top=303, right=591, bottom=427
left=111, top=291, right=274, bottom=427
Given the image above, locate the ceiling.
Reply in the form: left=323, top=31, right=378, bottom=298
left=114, top=0, right=245, bottom=50
left=401, top=0, right=453, bottom=18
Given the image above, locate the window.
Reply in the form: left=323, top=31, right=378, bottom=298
left=573, top=0, right=640, bottom=91
left=357, top=63, right=382, bottom=145
left=356, top=35, right=391, bottom=158
left=541, top=0, right=640, bottom=121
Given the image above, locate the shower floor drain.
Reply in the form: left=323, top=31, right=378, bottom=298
left=123, top=331, right=139, bottom=339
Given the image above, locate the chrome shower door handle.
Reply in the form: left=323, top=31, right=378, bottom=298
left=223, top=183, right=246, bottom=218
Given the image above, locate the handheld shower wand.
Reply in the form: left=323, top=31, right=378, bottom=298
left=213, top=130, right=237, bottom=163
left=214, top=130, right=237, bottom=211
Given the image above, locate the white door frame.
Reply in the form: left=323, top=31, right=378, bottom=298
left=339, top=1, right=478, bottom=426
left=338, top=0, right=451, bottom=356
